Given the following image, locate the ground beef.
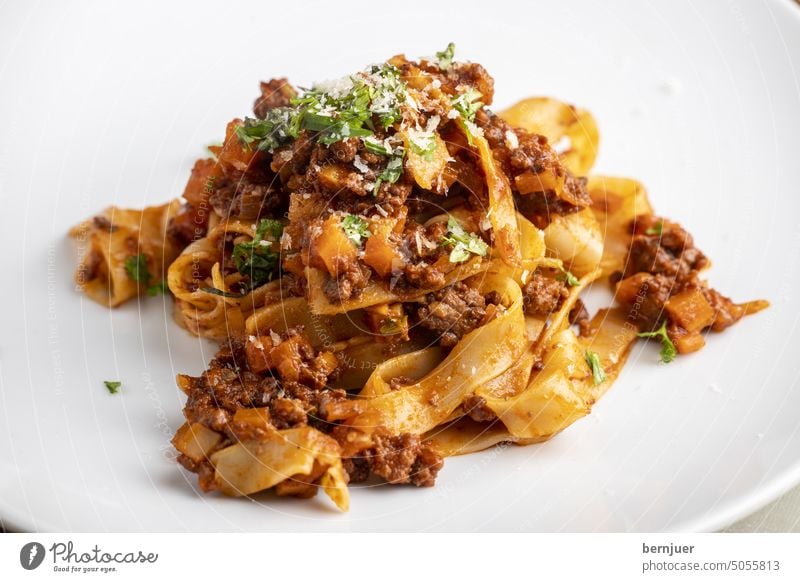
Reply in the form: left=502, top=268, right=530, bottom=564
left=522, top=271, right=569, bottom=316
left=167, top=202, right=210, bottom=245
left=416, top=282, right=489, bottom=348
left=208, top=176, right=287, bottom=221
left=323, top=262, right=372, bottom=303
left=342, top=456, right=371, bottom=483
left=449, top=62, right=495, bottom=106
left=624, top=215, right=709, bottom=282
left=616, top=216, right=715, bottom=332
left=177, top=455, right=217, bottom=492
left=246, top=328, right=339, bottom=390
left=361, top=430, right=443, bottom=487
left=462, top=395, right=497, bottom=423
left=620, top=272, right=675, bottom=331
left=328, top=138, right=358, bottom=163
left=180, top=329, right=341, bottom=438
left=181, top=340, right=282, bottom=434
left=476, top=109, right=590, bottom=225
left=701, top=286, right=746, bottom=332
left=569, top=298, right=591, bottom=336
left=253, top=78, right=297, bottom=119
left=402, top=263, right=446, bottom=289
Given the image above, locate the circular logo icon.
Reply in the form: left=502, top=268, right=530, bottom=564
left=19, top=542, right=46, bottom=570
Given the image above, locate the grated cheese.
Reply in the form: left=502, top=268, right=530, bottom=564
left=312, top=75, right=355, bottom=99
left=551, top=135, right=572, bottom=154
left=269, top=329, right=282, bottom=345
left=353, top=154, right=370, bottom=174
left=504, top=130, right=519, bottom=150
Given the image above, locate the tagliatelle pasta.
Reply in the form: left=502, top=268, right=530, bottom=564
left=71, top=44, right=768, bottom=511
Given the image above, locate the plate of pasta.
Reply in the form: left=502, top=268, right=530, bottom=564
left=1, top=0, right=798, bottom=532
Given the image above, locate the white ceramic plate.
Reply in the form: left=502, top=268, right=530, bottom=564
left=2, top=0, right=799, bottom=532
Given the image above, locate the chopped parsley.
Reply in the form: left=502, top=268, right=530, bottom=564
left=363, top=137, right=393, bottom=156
left=435, top=42, right=456, bottom=71
left=441, top=216, right=489, bottom=263
left=406, top=116, right=439, bottom=160
left=408, top=136, right=436, bottom=159
left=558, top=267, right=580, bottom=287
left=341, top=214, right=371, bottom=247
left=637, top=321, right=678, bottom=363
left=235, top=107, right=302, bottom=152
left=237, top=64, right=407, bottom=152
left=124, top=253, right=149, bottom=284
left=104, top=380, right=121, bottom=394
left=584, top=350, right=607, bottom=385
left=232, top=218, right=284, bottom=288
left=373, top=147, right=406, bottom=196
left=451, top=88, right=483, bottom=123
left=124, top=253, right=170, bottom=296
left=146, top=280, right=169, bottom=296
left=645, top=221, right=664, bottom=236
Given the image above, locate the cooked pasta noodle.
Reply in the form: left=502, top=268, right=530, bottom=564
left=71, top=44, right=768, bottom=511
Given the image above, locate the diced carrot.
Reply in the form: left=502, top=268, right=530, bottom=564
left=665, top=288, right=716, bottom=333
left=182, top=158, right=221, bottom=207
left=673, top=332, right=706, bottom=354
left=308, top=216, right=358, bottom=276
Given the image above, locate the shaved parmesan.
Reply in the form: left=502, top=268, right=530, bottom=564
left=504, top=130, right=519, bottom=150
left=551, top=135, right=572, bottom=154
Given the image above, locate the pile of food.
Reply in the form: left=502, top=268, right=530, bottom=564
left=71, top=44, right=768, bottom=510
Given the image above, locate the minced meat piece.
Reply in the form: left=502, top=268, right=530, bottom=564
left=167, top=202, right=210, bottom=245
left=364, top=430, right=443, bottom=487
left=462, top=395, right=497, bottom=423
left=522, top=271, right=569, bottom=316
left=253, top=78, right=297, bottom=119
left=569, top=298, right=591, bottom=336
left=323, top=262, right=372, bottom=303
left=181, top=340, right=282, bottom=433
left=180, top=329, right=341, bottom=437
left=624, top=215, right=708, bottom=282
left=617, top=272, right=676, bottom=331
left=416, top=282, right=487, bottom=348
left=208, top=176, right=287, bottom=221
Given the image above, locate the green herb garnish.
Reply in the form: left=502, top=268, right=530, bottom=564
left=125, top=253, right=150, bottom=284
left=237, top=64, right=407, bottom=152
left=373, top=147, right=405, bottom=196
left=441, top=216, right=489, bottom=263
left=408, top=132, right=436, bottom=159
left=363, top=137, right=392, bottom=156
left=235, top=107, right=302, bottom=152
left=558, top=267, right=580, bottom=287
left=645, top=221, right=663, bottom=236
left=125, top=253, right=169, bottom=296
left=146, top=280, right=169, bottom=296
left=232, top=218, right=284, bottom=288
left=584, top=350, right=606, bottom=385
left=451, top=88, right=483, bottom=123
left=637, top=321, right=678, bottom=363
left=104, top=380, right=121, bottom=394
left=435, top=42, right=456, bottom=71
left=341, top=214, right=371, bottom=247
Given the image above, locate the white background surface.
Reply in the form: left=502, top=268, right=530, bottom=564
left=1, top=0, right=799, bottom=532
